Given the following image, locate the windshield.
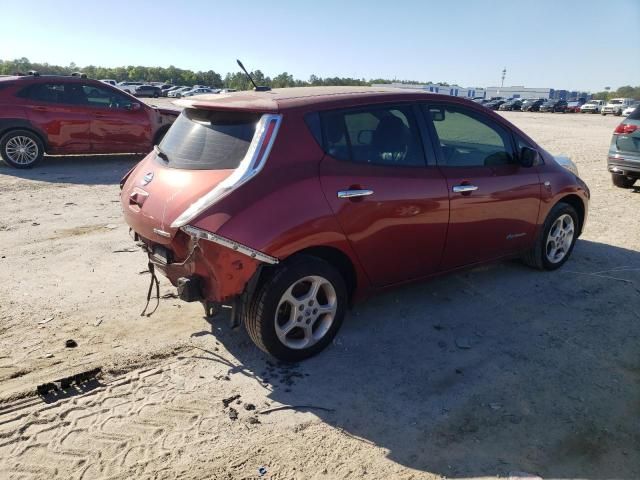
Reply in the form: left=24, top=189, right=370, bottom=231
left=610, top=100, right=623, bottom=104
left=158, top=108, right=260, bottom=170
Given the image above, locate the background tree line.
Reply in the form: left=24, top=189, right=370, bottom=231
left=2, top=58, right=637, bottom=98
left=590, top=86, right=640, bottom=101
left=0, top=57, right=438, bottom=90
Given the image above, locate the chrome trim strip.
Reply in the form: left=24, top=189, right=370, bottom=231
left=170, top=114, right=283, bottom=228
left=337, top=189, right=374, bottom=199
left=452, top=184, right=478, bottom=193
left=153, top=228, right=171, bottom=238
left=181, top=225, right=279, bottom=265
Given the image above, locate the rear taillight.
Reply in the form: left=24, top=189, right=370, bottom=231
left=170, top=114, right=282, bottom=228
left=614, top=124, right=638, bottom=135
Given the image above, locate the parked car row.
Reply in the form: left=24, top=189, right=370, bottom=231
left=474, top=96, right=638, bottom=116
left=99, top=79, right=225, bottom=99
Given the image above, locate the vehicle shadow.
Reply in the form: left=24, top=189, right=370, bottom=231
left=0, top=154, right=143, bottom=185
left=199, top=239, right=640, bottom=479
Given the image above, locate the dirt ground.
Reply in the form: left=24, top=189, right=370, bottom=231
left=0, top=108, right=639, bottom=480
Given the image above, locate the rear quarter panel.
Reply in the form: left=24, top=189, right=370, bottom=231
left=190, top=109, right=371, bottom=296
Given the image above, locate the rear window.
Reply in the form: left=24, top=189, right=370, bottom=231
left=159, top=108, right=260, bottom=170
left=629, top=106, right=640, bottom=120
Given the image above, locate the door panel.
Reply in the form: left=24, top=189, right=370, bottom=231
left=423, top=104, right=541, bottom=270
left=441, top=165, right=541, bottom=269
left=22, top=83, right=91, bottom=153
left=320, top=158, right=449, bottom=286
left=82, top=84, right=151, bottom=152
left=319, top=104, right=449, bottom=287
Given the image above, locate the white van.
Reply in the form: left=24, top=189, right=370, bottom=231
left=602, top=98, right=635, bottom=116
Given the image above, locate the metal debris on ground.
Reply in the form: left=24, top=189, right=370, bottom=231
left=258, top=466, right=267, bottom=476
left=36, top=368, right=102, bottom=396
left=38, top=316, right=54, bottom=325
left=222, top=394, right=241, bottom=408
left=259, top=404, right=335, bottom=415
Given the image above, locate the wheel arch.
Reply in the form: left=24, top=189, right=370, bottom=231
left=0, top=124, right=49, bottom=152
left=556, top=194, right=586, bottom=236
left=249, top=245, right=359, bottom=305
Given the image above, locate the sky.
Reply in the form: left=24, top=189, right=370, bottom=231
left=1, top=0, right=639, bottom=92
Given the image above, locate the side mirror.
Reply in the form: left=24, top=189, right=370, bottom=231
left=519, top=146, right=538, bottom=168
left=429, top=107, right=445, bottom=122
left=126, top=102, right=141, bottom=111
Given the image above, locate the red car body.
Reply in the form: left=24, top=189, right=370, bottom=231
left=0, top=74, right=178, bottom=167
left=120, top=87, right=590, bottom=359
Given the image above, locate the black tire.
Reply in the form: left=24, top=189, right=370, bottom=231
left=244, top=255, right=347, bottom=362
left=522, top=202, right=579, bottom=271
left=153, top=92, right=159, bottom=98
left=612, top=174, right=637, bottom=189
left=0, top=129, right=44, bottom=168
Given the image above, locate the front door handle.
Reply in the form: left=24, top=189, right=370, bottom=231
left=337, top=189, right=374, bottom=199
left=452, top=184, right=478, bottom=193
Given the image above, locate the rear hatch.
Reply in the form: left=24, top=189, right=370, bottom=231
left=613, top=109, right=640, bottom=155
left=121, top=107, right=270, bottom=244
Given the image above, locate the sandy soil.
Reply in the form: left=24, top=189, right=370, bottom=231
left=0, top=110, right=639, bottom=479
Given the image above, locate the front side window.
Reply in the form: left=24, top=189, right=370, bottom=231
left=426, top=105, right=514, bottom=167
left=321, top=105, right=426, bottom=167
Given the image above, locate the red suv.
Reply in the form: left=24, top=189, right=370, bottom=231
left=121, top=87, right=590, bottom=361
left=0, top=73, right=178, bottom=168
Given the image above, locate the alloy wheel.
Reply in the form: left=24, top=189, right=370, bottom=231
left=545, top=214, right=575, bottom=264
left=274, top=275, right=337, bottom=350
left=5, top=136, right=39, bottom=165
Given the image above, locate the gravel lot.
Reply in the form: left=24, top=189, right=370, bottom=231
left=0, top=108, right=639, bottom=479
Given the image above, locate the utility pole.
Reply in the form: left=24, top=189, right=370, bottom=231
left=497, top=67, right=506, bottom=97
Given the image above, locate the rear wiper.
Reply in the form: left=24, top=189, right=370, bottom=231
left=154, top=145, right=169, bottom=163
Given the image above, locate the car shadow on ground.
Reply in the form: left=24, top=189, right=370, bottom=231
left=0, top=154, right=143, bottom=185
left=198, top=239, right=640, bottom=479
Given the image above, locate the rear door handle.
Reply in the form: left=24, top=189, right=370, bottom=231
left=452, top=184, right=478, bottom=193
left=337, top=189, right=374, bottom=199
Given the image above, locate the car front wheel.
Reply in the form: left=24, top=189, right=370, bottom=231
left=244, top=255, right=347, bottom=361
left=522, top=202, right=579, bottom=271
left=0, top=130, right=44, bottom=168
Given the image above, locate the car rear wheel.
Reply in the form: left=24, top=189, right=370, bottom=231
left=611, top=174, right=637, bottom=188
left=522, top=202, right=579, bottom=271
left=0, top=130, right=44, bottom=168
left=244, top=255, right=347, bottom=362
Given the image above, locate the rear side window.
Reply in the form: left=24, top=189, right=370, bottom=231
left=18, top=83, right=65, bottom=103
left=321, top=105, right=426, bottom=167
left=159, top=109, right=260, bottom=170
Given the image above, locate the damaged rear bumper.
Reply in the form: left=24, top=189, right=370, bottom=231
left=132, top=225, right=277, bottom=304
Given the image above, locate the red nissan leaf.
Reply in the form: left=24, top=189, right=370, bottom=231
left=120, top=87, right=590, bottom=361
